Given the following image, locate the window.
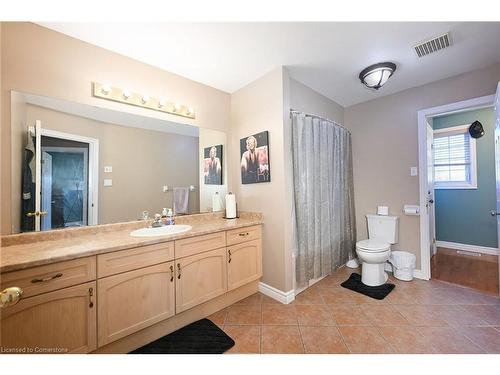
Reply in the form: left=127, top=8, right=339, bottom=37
left=433, top=124, right=477, bottom=189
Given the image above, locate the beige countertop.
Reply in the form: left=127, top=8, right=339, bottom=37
left=0, top=212, right=263, bottom=273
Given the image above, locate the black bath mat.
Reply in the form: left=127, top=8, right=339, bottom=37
left=341, top=273, right=395, bottom=300
left=130, top=318, right=235, bottom=354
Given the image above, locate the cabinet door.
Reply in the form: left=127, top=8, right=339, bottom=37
left=175, top=248, right=227, bottom=313
left=227, top=239, right=262, bottom=291
left=97, top=262, right=175, bottom=347
left=0, top=281, right=97, bottom=353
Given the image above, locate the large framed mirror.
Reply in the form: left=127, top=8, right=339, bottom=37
left=10, top=91, right=227, bottom=234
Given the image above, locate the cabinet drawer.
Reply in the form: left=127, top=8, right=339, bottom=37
left=97, top=241, right=174, bottom=278
left=0, top=257, right=96, bottom=299
left=226, top=225, right=262, bottom=246
left=174, top=231, right=226, bottom=259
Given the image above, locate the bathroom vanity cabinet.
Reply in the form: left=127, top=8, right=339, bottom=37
left=0, top=224, right=262, bottom=353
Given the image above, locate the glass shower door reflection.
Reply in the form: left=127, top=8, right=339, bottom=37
left=41, top=143, right=89, bottom=230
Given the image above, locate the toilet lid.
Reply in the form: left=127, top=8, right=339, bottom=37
left=356, top=239, right=390, bottom=252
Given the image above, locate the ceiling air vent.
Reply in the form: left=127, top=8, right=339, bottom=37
left=413, top=32, right=452, bottom=58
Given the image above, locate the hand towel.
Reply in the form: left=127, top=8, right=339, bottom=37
left=173, top=187, right=189, bottom=214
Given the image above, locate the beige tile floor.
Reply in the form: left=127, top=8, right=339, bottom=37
left=208, top=266, right=500, bottom=354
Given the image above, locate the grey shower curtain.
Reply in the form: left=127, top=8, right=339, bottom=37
left=291, top=111, right=356, bottom=288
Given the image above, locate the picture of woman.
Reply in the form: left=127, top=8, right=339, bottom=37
left=203, top=145, right=223, bottom=185
left=240, top=131, right=270, bottom=184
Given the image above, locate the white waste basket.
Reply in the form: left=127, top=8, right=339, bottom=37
left=390, top=251, right=416, bottom=281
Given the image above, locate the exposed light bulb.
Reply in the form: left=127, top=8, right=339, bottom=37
left=158, top=99, right=166, bottom=108
left=186, top=107, right=194, bottom=116
left=122, top=90, right=131, bottom=100
left=173, top=104, right=180, bottom=112
left=101, top=84, right=111, bottom=95
left=141, top=95, right=150, bottom=104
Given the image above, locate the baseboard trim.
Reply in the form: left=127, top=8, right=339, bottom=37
left=436, top=241, right=499, bottom=256
left=412, top=269, right=427, bottom=280
left=258, top=282, right=295, bottom=304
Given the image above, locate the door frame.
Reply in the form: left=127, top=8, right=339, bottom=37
left=417, top=94, right=495, bottom=280
left=40, top=128, right=99, bottom=226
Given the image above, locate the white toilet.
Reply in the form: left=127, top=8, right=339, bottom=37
left=356, top=214, right=399, bottom=286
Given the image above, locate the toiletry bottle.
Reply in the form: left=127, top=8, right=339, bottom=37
left=166, top=208, right=175, bottom=225
left=161, top=208, right=168, bottom=225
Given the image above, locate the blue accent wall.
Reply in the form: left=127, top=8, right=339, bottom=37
left=433, top=107, right=497, bottom=248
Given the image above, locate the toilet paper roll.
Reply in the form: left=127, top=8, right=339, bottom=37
left=377, top=206, right=389, bottom=216
left=403, top=205, right=420, bottom=215
left=225, top=193, right=237, bottom=219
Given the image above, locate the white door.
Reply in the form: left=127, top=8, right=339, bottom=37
left=493, top=82, right=500, bottom=296
left=426, top=119, right=437, bottom=259
left=41, top=151, right=52, bottom=231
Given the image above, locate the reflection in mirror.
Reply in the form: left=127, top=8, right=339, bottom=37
left=10, top=91, right=226, bottom=234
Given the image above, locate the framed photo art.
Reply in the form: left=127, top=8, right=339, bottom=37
left=240, top=131, right=270, bottom=184
left=203, top=144, right=223, bottom=185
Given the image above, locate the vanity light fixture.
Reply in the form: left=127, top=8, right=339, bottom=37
left=359, top=62, right=397, bottom=90
left=92, top=82, right=195, bottom=119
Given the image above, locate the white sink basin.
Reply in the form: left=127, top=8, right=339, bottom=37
left=130, top=225, right=192, bottom=237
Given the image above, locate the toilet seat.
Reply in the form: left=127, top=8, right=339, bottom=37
left=356, top=239, right=390, bottom=252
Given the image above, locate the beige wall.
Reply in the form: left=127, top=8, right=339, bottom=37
left=1, top=22, right=230, bottom=234
left=230, top=67, right=288, bottom=291
left=289, top=77, right=344, bottom=123
left=9, top=104, right=199, bottom=232
left=345, top=63, right=500, bottom=269
left=230, top=67, right=347, bottom=293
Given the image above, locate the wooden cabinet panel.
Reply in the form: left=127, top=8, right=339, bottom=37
left=0, top=257, right=96, bottom=299
left=175, top=248, right=227, bottom=313
left=97, top=262, right=175, bottom=346
left=226, top=225, right=262, bottom=246
left=0, top=281, right=97, bottom=353
left=174, top=231, right=226, bottom=259
left=227, top=239, right=262, bottom=291
left=97, top=242, right=174, bottom=278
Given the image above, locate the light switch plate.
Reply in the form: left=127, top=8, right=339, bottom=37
left=104, top=166, right=113, bottom=173
left=104, top=179, right=113, bottom=187
left=410, top=167, right=418, bottom=176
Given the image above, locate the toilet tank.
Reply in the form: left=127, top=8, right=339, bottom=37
left=366, top=214, right=399, bottom=244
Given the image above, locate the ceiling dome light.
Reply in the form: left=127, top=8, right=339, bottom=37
left=359, top=62, right=397, bottom=90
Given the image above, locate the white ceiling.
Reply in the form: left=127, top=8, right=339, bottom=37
left=39, top=22, right=500, bottom=107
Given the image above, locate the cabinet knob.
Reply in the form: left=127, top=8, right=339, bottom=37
left=0, top=287, right=23, bottom=308
left=170, top=265, right=174, bottom=282
left=228, top=249, right=232, bottom=263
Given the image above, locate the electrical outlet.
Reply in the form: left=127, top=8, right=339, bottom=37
left=104, top=166, right=113, bottom=173
left=103, top=179, right=113, bottom=187
left=410, top=167, right=418, bottom=176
